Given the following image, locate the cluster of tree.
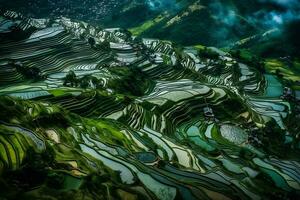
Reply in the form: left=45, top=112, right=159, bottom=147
left=256, top=19, right=300, bottom=58
left=12, top=61, right=43, bottom=81
left=107, top=67, right=150, bottom=96
left=232, top=63, right=243, bottom=89
left=212, top=60, right=226, bottom=76
left=238, top=119, right=292, bottom=159
left=230, top=50, right=265, bottom=73
left=275, top=69, right=284, bottom=79
left=33, top=111, right=70, bottom=128
left=63, top=71, right=78, bottom=87
left=63, top=71, right=103, bottom=89
left=88, top=37, right=110, bottom=52
left=198, top=47, right=219, bottom=60
left=120, top=29, right=132, bottom=41
left=283, top=19, right=300, bottom=57
left=0, top=144, right=54, bottom=198
left=0, top=23, right=36, bottom=42
left=256, top=120, right=296, bottom=158
left=0, top=96, right=20, bottom=121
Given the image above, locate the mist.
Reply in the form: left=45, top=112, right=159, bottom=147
left=146, top=0, right=184, bottom=12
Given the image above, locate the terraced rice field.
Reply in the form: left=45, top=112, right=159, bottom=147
left=0, top=11, right=299, bottom=200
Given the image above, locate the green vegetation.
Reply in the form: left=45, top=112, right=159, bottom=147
left=129, top=15, right=165, bottom=36
left=198, top=47, right=219, bottom=60
left=265, top=59, right=300, bottom=82
left=0, top=11, right=299, bottom=200
left=107, top=67, right=152, bottom=96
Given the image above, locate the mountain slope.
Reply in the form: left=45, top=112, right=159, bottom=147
left=2, top=0, right=300, bottom=50
left=0, top=11, right=299, bottom=200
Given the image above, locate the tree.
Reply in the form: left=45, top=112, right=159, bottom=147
left=198, top=47, right=219, bottom=59
left=275, top=69, right=283, bottom=79
left=260, top=120, right=287, bottom=157
left=63, top=71, right=78, bottom=87
left=27, top=67, right=42, bottom=79
left=14, top=62, right=42, bottom=81
left=79, top=77, right=89, bottom=89
left=250, top=56, right=265, bottom=73
left=214, top=60, right=225, bottom=75
left=96, top=41, right=110, bottom=51
left=88, top=37, right=96, bottom=47
left=122, top=29, right=132, bottom=41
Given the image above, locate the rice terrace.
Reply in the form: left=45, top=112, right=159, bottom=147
left=0, top=0, right=300, bottom=199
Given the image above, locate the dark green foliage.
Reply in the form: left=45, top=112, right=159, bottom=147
left=63, top=71, right=105, bottom=90
left=284, top=19, right=300, bottom=57
left=106, top=3, right=156, bottom=28
left=0, top=5, right=300, bottom=199
left=257, top=120, right=295, bottom=157
left=233, top=19, right=300, bottom=59
left=63, top=71, right=78, bottom=87
left=88, top=37, right=96, bottom=47
left=275, top=69, right=284, bottom=79
left=230, top=50, right=266, bottom=73
left=284, top=107, right=300, bottom=149
left=143, top=8, right=219, bottom=46
left=239, top=148, right=255, bottom=160
left=95, top=40, right=110, bottom=51
left=198, top=47, right=219, bottom=60
left=215, top=97, right=246, bottom=120
left=13, top=62, right=43, bottom=81
left=0, top=96, right=26, bottom=122
left=0, top=145, right=54, bottom=199
left=46, top=172, right=65, bottom=189
left=33, top=112, right=70, bottom=128
left=80, top=75, right=103, bottom=89
left=0, top=25, right=36, bottom=42
left=108, top=67, right=151, bottom=96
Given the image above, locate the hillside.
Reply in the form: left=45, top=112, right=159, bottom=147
left=0, top=10, right=299, bottom=200
left=2, top=0, right=300, bottom=51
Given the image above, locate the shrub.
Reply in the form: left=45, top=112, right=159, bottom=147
left=198, top=47, right=219, bottom=59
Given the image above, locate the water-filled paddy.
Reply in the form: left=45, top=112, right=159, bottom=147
left=264, top=74, right=283, bottom=97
